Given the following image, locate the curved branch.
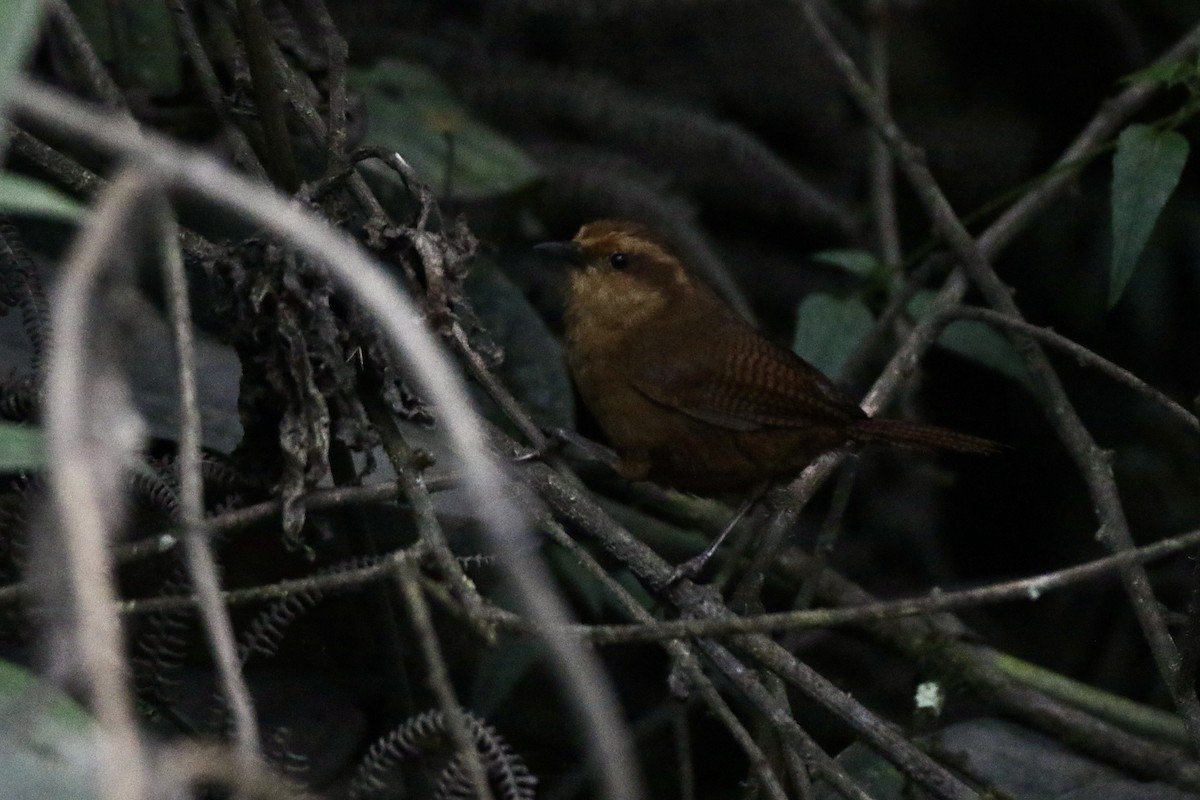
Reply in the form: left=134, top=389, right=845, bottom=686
left=10, top=79, right=641, bottom=800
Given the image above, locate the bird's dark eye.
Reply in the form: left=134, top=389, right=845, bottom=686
left=609, top=252, right=629, bottom=269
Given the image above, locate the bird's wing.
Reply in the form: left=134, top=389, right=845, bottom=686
left=631, top=327, right=864, bottom=432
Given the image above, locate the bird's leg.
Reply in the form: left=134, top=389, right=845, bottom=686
left=666, top=482, right=769, bottom=585
left=512, top=427, right=619, bottom=469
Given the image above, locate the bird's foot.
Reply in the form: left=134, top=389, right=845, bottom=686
left=512, top=427, right=569, bottom=463
left=514, top=427, right=620, bottom=469
left=664, top=551, right=715, bottom=587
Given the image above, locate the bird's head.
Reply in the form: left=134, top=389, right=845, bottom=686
left=536, top=220, right=694, bottom=326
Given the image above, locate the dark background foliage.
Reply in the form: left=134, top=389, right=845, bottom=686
left=3, top=1, right=1200, bottom=798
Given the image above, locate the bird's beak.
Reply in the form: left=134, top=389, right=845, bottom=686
left=534, top=240, right=585, bottom=267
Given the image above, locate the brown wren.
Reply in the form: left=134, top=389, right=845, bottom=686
left=537, top=220, right=999, bottom=577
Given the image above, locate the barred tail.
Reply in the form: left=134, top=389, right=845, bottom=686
left=849, top=417, right=1003, bottom=455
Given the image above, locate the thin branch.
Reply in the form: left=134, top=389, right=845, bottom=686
left=1177, top=561, right=1200, bottom=698
left=45, top=168, right=151, bottom=800
left=7, top=126, right=220, bottom=260
left=118, top=546, right=423, bottom=615
left=727, top=634, right=978, bottom=800
left=534, top=519, right=796, bottom=800
left=297, top=0, right=349, bottom=170
left=0, top=472, right=460, bottom=607
left=523, top=460, right=976, bottom=800
left=734, top=16, right=1200, bottom=608
left=9, top=80, right=642, bottom=800
left=45, top=0, right=124, bottom=109
left=166, top=0, right=268, bottom=179
left=580, top=524, right=1200, bottom=644
left=793, top=0, right=1200, bottom=751
left=696, top=642, right=875, bottom=800
left=945, top=306, right=1199, bottom=434
left=799, top=539, right=1200, bottom=790
left=235, top=0, right=299, bottom=189
left=363, top=395, right=494, bottom=638
left=992, top=650, right=1188, bottom=747
left=395, top=558, right=497, bottom=800
left=157, top=198, right=261, bottom=766
left=451, top=323, right=549, bottom=451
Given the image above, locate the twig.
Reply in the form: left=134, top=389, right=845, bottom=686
left=696, top=642, right=875, bottom=800
left=119, top=546, right=424, bottom=615
left=166, top=0, right=268, bottom=179
left=9, top=80, right=642, bottom=800
left=395, top=558, right=497, bottom=800
left=297, top=0, right=349, bottom=170
left=976, top=21, right=1200, bottom=258
left=793, top=0, right=1200, bottom=751
left=363, top=395, right=494, bottom=638
left=7, top=126, right=220, bottom=260
left=800, top=548, right=1200, bottom=790
left=46, top=0, right=124, bottom=109
left=534, top=519, right=793, bottom=800
left=992, top=651, right=1188, bottom=747
left=730, top=451, right=843, bottom=608
left=945, top=306, right=1200, bottom=434
left=45, top=168, right=151, bottom=800
left=783, top=457, right=858, bottom=637
left=579, top=524, right=1200, bottom=644
left=8, top=126, right=103, bottom=196
left=452, top=323, right=549, bottom=451
left=734, top=15, right=1200, bottom=609
left=235, top=0, right=299, bottom=189
left=156, top=197, right=261, bottom=766
left=543, top=480, right=1200, bottom=790
left=523, top=460, right=976, bottom=800
left=1177, top=561, right=1200, bottom=698
left=0, top=472, right=460, bottom=607
left=727, top=634, right=978, bottom=800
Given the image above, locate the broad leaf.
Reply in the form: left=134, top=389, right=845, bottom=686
left=1110, top=124, right=1189, bottom=307
left=0, top=172, right=82, bottom=222
left=349, top=60, right=542, bottom=201
left=792, top=293, right=873, bottom=378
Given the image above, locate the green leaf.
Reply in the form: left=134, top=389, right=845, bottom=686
left=0, top=0, right=44, bottom=123
left=1110, top=124, right=1189, bottom=307
left=792, top=293, right=873, bottom=378
left=810, top=249, right=882, bottom=280
left=348, top=60, right=542, bottom=201
left=909, top=291, right=1032, bottom=389
left=0, top=658, right=97, bottom=800
left=0, top=423, right=42, bottom=471
left=0, top=173, right=83, bottom=222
